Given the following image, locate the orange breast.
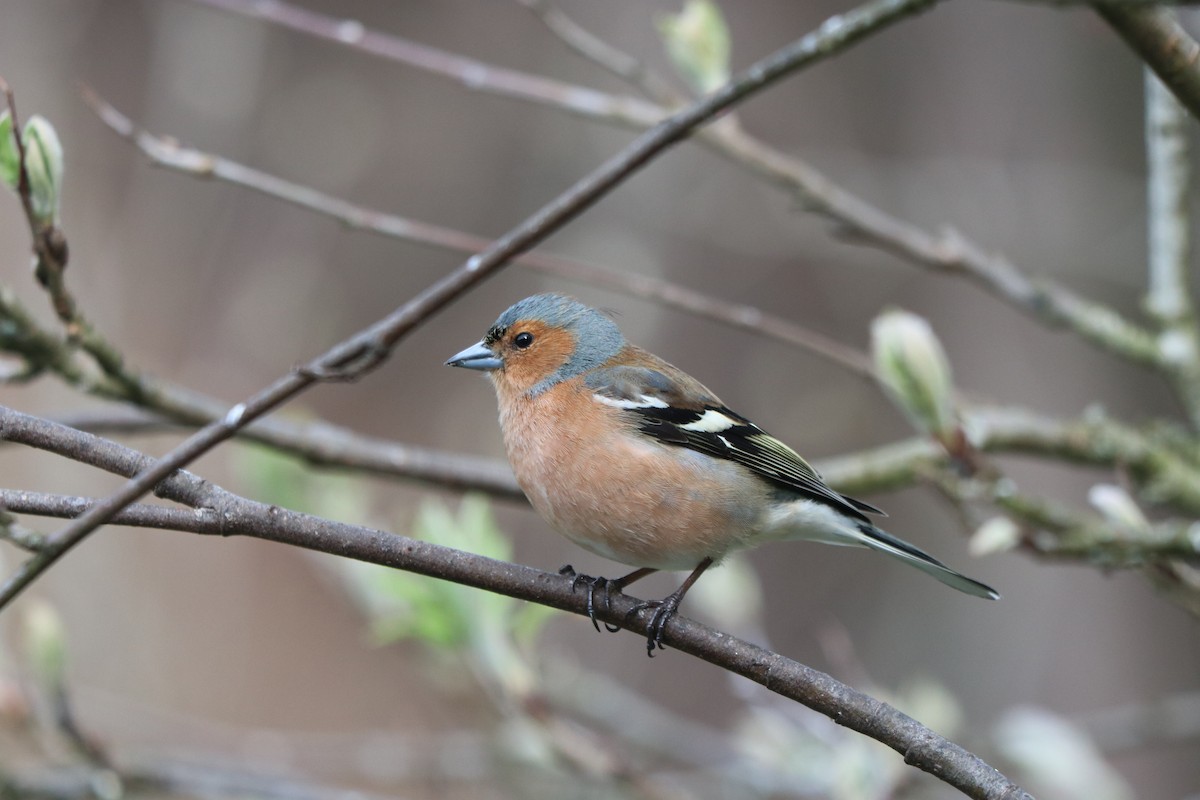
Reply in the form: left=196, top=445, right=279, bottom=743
left=497, top=380, right=766, bottom=571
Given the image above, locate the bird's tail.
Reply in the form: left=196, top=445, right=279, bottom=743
left=856, top=523, right=1000, bottom=600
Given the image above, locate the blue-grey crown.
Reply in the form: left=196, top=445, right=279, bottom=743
left=492, top=294, right=625, bottom=395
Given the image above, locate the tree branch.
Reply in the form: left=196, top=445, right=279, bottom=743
left=188, top=0, right=665, bottom=127
left=0, top=406, right=1030, bottom=799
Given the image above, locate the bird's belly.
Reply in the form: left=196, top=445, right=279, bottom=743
left=508, top=426, right=763, bottom=571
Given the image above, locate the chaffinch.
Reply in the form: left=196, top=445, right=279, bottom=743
left=447, top=293, right=998, bottom=654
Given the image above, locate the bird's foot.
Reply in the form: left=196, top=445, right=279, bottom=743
left=626, top=593, right=683, bottom=657
left=559, top=565, right=622, bottom=633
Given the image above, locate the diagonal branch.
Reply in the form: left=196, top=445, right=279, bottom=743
left=1097, top=4, right=1200, bottom=122
left=185, top=0, right=664, bottom=127
left=0, top=406, right=1031, bottom=800
left=0, top=0, right=944, bottom=612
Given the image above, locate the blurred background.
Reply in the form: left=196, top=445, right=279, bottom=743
left=0, top=0, right=1198, bottom=797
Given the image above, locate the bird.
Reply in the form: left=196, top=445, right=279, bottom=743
left=446, top=293, right=998, bottom=655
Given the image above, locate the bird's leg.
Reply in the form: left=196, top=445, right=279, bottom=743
left=626, top=557, right=714, bottom=657
left=560, top=564, right=656, bottom=632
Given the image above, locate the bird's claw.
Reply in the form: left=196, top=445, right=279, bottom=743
left=560, top=565, right=622, bottom=633
left=626, top=595, right=681, bottom=657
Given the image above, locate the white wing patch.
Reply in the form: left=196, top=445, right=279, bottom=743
left=592, top=393, right=670, bottom=410
left=678, top=408, right=738, bottom=433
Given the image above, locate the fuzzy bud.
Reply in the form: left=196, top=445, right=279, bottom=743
left=871, top=309, right=957, bottom=439
left=21, top=115, right=64, bottom=224
left=658, top=0, right=731, bottom=94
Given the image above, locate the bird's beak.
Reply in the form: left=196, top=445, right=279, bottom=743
left=445, top=340, right=503, bottom=371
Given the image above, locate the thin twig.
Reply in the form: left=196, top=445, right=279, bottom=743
left=0, top=407, right=1030, bottom=799
left=0, top=0, right=944, bottom=613
left=187, top=0, right=664, bottom=127
left=0, top=491, right=226, bottom=536
left=82, top=89, right=874, bottom=379
left=518, top=0, right=686, bottom=102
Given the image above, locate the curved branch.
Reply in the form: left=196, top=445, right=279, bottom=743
left=0, top=408, right=1031, bottom=800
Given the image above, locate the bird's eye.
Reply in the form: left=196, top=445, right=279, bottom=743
left=514, top=331, right=535, bottom=349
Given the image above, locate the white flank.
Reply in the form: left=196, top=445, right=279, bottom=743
left=759, top=499, right=863, bottom=546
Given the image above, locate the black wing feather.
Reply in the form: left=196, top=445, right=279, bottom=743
left=587, top=365, right=882, bottom=522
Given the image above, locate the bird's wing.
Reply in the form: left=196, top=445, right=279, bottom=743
left=585, top=363, right=881, bottom=522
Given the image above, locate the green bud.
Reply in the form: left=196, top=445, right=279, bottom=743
left=22, top=115, right=64, bottom=224
left=23, top=600, right=66, bottom=692
left=871, top=309, right=957, bottom=438
left=658, top=0, right=731, bottom=94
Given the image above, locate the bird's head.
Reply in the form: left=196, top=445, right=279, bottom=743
left=445, top=294, right=625, bottom=397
